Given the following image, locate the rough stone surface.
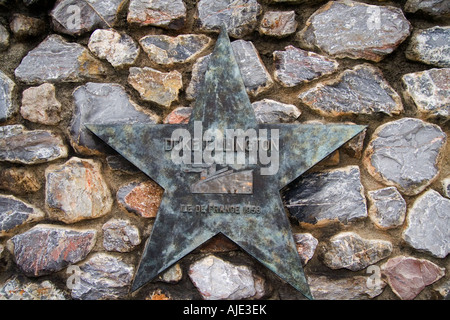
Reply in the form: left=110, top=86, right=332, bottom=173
left=293, top=233, right=318, bottom=266
left=0, top=195, right=45, bottom=236
left=299, top=64, right=403, bottom=116
left=259, top=11, right=298, bottom=38
left=321, top=232, right=392, bottom=271
left=140, top=34, right=211, bottom=66
left=102, top=218, right=141, bottom=252
left=406, top=26, right=450, bottom=68
left=403, top=190, right=450, bottom=258
left=70, top=82, right=159, bottom=155
left=0, top=125, right=68, bottom=164
left=0, top=276, right=67, bottom=300
left=15, top=35, right=106, bottom=84
left=273, top=45, right=339, bottom=87
left=381, top=255, right=445, bottom=300
left=51, top=0, right=126, bottom=36
left=342, top=126, right=366, bottom=160
left=364, top=118, right=446, bottom=196
left=128, top=67, right=183, bottom=107
left=196, top=0, right=262, bottom=38
left=0, top=70, right=16, bottom=122
left=402, top=68, right=450, bottom=119
left=117, top=180, right=163, bottom=218
left=298, top=0, right=411, bottom=62
left=10, top=14, right=45, bottom=39
left=70, top=252, right=134, bottom=300
left=88, top=29, right=139, bottom=68
left=8, top=224, right=96, bottom=277
left=106, top=155, right=140, bottom=174
left=45, top=157, right=113, bottom=224
left=20, top=83, right=62, bottom=125
left=0, top=167, right=41, bottom=195
left=188, top=255, right=265, bottom=300
left=283, top=166, right=367, bottom=226
left=252, top=99, right=301, bottom=123
left=0, top=24, right=9, bottom=50
left=368, top=187, right=406, bottom=230
left=163, top=106, right=192, bottom=124
left=404, top=0, right=450, bottom=18
left=158, top=263, right=183, bottom=283
left=127, top=0, right=186, bottom=29
left=443, top=177, right=450, bottom=198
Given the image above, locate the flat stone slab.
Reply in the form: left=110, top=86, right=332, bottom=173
left=0, top=70, right=16, bottom=122
left=20, top=83, right=62, bottom=125
left=298, top=0, right=411, bottom=62
left=102, top=218, right=141, bottom=252
left=252, top=99, right=301, bottom=123
left=259, top=11, right=297, bottom=38
left=404, top=0, right=450, bottom=18
left=368, top=187, right=406, bottom=230
left=406, top=26, right=450, bottom=68
left=403, top=190, right=450, bottom=258
left=117, top=180, right=163, bottom=218
left=127, top=0, right=186, bottom=29
left=402, top=68, right=450, bottom=119
left=364, top=118, right=446, bottom=196
left=298, top=64, right=403, bottom=116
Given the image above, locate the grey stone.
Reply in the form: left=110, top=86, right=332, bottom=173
left=88, top=29, right=140, bottom=68
left=0, top=167, right=41, bottom=195
left=406, top=26, right=450, bottom=68
left=139, top=34, right=211, bottom=66
left=321, top=232, right=392, bottom=271
left=0, top=24, right=9, bottom=50
left=51, top=0, right=127, bottom=36
left=8, top=224, right=97, bottom=277
left=127, top=0, right=186, bottom=29
left=10, top=14, right=45, bottom=39
left=102, top=218, right=141, bottom=252
left=293, top=233, right=318, bottom=266
left=402, top=68, right=450, bottom=118
left=298, top=0, right=411, bottom=62
left=259, top=11, right=298, bottom=38
left=188, top=255, right=265, bottom=300
left=70, top=82, right=159, bottom=155
left=0, top=125, right=68, bottom=164
left=158, top=263, right=183, bottom=283
left=283, top=165, right=367, bottom=226
left=0, top=276, right=67, bottom=300
left=0, top=70, right=16, bottom=122
left=299, top=64, right=403, bottom=116
left=273, top=45, right=339, bottom=87
left=368, top=187, right=406, bottom=230
left=403, top=190, right=450, bottom=258
left=443, top=177, right=450, bottom=198
left=364, top=118, right=446, bottom=196
left=342, top=126, right=366, bottom=159
left=196, top=0, right=262, bottom=38
left=0, top=194, right=45, bottom=236
left=45, top=157, right=113, bottom=224
left=404, top=0, right=450, bottom=18
left=71, top=253, right=134, bottom=300
left=252, top=99, right=301, bottom=123
left=15, top=35, right=106, bottom=84
left=20, top=83, right=62, bottom=125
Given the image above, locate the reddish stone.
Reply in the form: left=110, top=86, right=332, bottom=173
left=117, top=180, right=164, bottom=218
left=163, top=106, right=192, bottom=124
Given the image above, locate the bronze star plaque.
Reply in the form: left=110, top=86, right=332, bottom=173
left=86, top=28, right=365, bottom=300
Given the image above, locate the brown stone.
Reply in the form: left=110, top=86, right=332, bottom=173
left=0, top=167, right=41, bottom=194
left=20, top=83, right=62, bottom=125
left=117, top=180, right=163, bottom=218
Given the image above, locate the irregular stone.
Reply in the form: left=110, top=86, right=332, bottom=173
left=146, top=289, right=171, bottom=300
left=128, top=67, right=182, bottom=107
left=45, top=157, right=113, bottom=224
left=102, top=218, right=140, bottom=252
left=309, top=275, right=385, bottom=300
left=163, top=106, right=192, bottom=124
left=188, top=255, right=264, bottom=300
left=321, top=232, right=392, bottom=271
left=273, top=45, right=339, bottom=87
left=293, top=233, right=318, bottom=266
left=127, top=0, right=186, bottom=29
left=381, top=255, right=445, bottom=300
left=0, top=24, right=9, bottom=50
left=298, top=0, right=411, bottom=62
left=117, top=180, right=163, bottom=218
left=342, top=127, right=366, bottom=159
left=368, top=187, right=406, bottom=230
left=0, top=125, right=68, bottom=164
left=51, top=0, right=127, bottom=36
left=8, top=224, right=96, bottom=277
left=0, top=276, right=67, bottom=300
left=20, top=83, right=62, bottom=125
left=298, top=64, right=403, bottom=116
left=0, top=167, right=41, bottom=195
left=443, top=177, right=450, bottom=198
left=404, top=0, right=450, bottom=18
left=259, top=11, right=298, bottom=38
left=406, top=26, right=450, bottom=68
left=434, top=280, right=450, bottom=299
left=10, top=14, right=45, bottom=39
left=0, top=195, right=45, bottom=236
left=402, top=68, right=450, bottom=119
left=252, top=99, right=301, bottom=123
left=15, top=35, right=106, bottom=84
left=363, top=118, right=446, bottom=196
left=158, top=263, right=183, bottom=283
left=0, top=70, right=16, bottom=122
left=71, top=253, right=134, bottom=300
left=88, top=29, right=139, bottom=68
left=283, top=166, right=367, bottom=226
left=403, top=190, right=450, bottom=258
left=70, top=82, right=159, bottom=155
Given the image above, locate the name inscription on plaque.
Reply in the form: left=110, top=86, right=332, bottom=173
left=180, top=204, right=261, bottom=214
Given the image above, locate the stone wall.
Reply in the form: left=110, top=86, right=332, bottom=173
left=0, top=0, right=449, bottom=300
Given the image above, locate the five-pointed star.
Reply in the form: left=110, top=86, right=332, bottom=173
left=87, top=28, right=365, bottom=300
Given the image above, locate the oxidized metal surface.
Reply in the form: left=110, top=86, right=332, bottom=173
left=86, top=27, right=365, bottom=300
